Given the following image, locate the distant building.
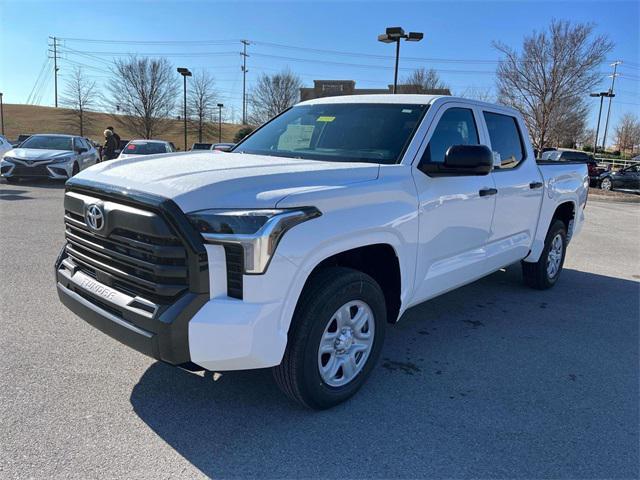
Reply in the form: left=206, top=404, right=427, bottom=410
left=299, top=80, right=451, bottom=101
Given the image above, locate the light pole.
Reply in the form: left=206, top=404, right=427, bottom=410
left=217, top=103, right=224, bottom=143
left=590, top=91, right=614, bottom=154
left=377, top=27, right=423, bottom=94
left=177, top=67, right=192, bottom=150
left=0, top=92, right=4, bottom=136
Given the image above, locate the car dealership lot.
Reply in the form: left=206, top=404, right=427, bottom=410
left=1, top=181, right=638, bottom=479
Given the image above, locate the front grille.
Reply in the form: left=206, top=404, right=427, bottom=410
left=63, top=198, right=190, bottom=304
left=11, top=163, right=51, bottom=176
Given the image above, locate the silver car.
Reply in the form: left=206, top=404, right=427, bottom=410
left=0, top=134, right=99, bottom=183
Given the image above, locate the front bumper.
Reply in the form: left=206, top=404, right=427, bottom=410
left=1, top=159, right=73, bottom=179
left=56, top=252, right=208, bottom=365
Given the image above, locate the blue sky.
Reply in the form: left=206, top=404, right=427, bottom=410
left=1, top=0, right=638, bottom=137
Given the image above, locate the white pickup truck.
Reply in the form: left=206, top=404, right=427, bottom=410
left=56, top=95, right=588, bottom=409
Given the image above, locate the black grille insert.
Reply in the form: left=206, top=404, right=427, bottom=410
left=64, top=204, right=190, bottom=304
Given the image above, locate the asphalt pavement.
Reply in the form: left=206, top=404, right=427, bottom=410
left=0, top=180, right=638, bottom=479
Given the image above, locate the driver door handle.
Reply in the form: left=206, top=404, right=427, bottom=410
left=529, top=181, right=544, bottom=189
left=479, top=188, right=498, bottom=197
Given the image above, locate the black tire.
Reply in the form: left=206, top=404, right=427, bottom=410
left=273, top=266, right=386, bottom=409
left=71, top=162, right=80, bottom=177
left=5, top=177, right=18, bottom=184
left=522, top=219, right=567, bottom=290
left=600, top=177, right=613, bottom=191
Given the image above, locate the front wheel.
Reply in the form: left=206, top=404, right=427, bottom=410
left=5, top=177, right=18, bottom=184
left=273, top=266, right=386, bottom=409
left=522, top=219, right=567, bottom=290
left=71, top=162, right=80, bottom=177
left=600, top=177, right=613, bottom=191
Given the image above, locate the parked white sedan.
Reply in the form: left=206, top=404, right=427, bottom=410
left=117, top=140, right=176, bottom=159
left=0, top=134, right=99, bottom=183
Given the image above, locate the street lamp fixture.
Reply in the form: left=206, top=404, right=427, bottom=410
left=377, top=27, right=424, bottom=93
left=590, top=91, right=615, bottom=154
left=177, top=67, right=192, bottom=150
left=217, top=103, right=224, bottom=143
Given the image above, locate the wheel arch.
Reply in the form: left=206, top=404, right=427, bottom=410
left=552, top=201, right=576, bottom=237
left=281, top=241, right=405, bottom=337
left=306, top=244, right=402, bottom=324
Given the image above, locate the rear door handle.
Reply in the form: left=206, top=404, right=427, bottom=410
left=479, top=188, right=498, bottom=197
left=529, top=181, right=543, bottom=189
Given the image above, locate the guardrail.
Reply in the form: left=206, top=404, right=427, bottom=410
left=594, top=157, right=640, bottom=170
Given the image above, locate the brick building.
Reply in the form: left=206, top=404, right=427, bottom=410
left=299, top=80, right=450, bottom=101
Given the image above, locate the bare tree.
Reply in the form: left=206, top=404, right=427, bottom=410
left=61, top=67, right=97, bottom=136
left=401, top=68, right=449, bottom=93
left=249, top=69, right=302, bottom=125
left=615, top=113, right=640, bottom=156
left=457, top=87, right=495, bottom=103
left=579, top=128, right=596, bottom=150
left=189, top=71, right=217, bottom=142
left=494, top=20, right=613, bottom=151
left=106, top=57, right=178, bottom=139
left=547, top=98, right=589, bottom=148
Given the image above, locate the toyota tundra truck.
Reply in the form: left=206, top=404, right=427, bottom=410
left=56, top=95, right=588, bottom=409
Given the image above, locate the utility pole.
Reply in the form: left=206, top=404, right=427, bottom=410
left=0, top=92, right=4, bottom=135
left=590, top=91, right=613, bottom=154
left=602, top=61, right=622, bottom=152
left=48, top=36, right=60, bottom=107
left=241, top=40, right=249, bottom=124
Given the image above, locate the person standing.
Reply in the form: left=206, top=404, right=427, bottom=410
left=102, top=129, right=117, bottom=161
left=106, top=126, right=121, bottom=148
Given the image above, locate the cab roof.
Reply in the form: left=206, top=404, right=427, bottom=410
left=297, top=94, right=444, bottom=106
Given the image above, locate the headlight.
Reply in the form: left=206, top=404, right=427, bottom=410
left=187, top=207, right=321, bottom=274
left=49, top=155, right=74, bottom=164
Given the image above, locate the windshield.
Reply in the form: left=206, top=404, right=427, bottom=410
left=234, top=103, right=428, bottom=164
left=192, top=143, right=212, bottom=150
left=124, top=142, right=166, bottom=155
left=20, top=135, right=72, bottom=151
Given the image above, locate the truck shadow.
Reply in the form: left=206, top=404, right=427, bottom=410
left=129, top=266, right=639, bottom=478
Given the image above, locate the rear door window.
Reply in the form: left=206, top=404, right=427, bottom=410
left=483, top=112, right=525, bottom=169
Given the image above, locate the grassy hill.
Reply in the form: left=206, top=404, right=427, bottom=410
left=1, top=104, right=244, bottom=149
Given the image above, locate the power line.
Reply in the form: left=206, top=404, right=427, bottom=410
left=27, top=57, right=50, bottom=105
left=57, top=36, right=630, bottom=67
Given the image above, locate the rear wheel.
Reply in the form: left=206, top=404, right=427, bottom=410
left=600, top=177, right=612, bottom=191
left=273, top=266, right=386, bottom=409
left=522, top=219, right=567, bottom=290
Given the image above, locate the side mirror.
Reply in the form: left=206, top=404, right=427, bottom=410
left=76, top=147, right=87, bottom=154
left=419, top=145, right=493, bottom=176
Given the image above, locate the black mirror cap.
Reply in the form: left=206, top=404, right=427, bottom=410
left=420, top=144, right=493, bottom=176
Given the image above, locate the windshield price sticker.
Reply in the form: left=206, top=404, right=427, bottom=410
left=316, top=116, right=336, bottom=122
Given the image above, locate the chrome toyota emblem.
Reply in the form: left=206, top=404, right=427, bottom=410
left=85, top=204, right=105, bottom=231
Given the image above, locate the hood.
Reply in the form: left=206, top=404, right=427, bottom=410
left=6, top=148, right=74, bottom=162
left=71, top=151, right=380, bottom=212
